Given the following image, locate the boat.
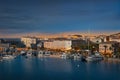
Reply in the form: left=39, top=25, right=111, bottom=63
left=32, top=51, right=38, bottom=56
left=38, top=50, right=44, bottom=57
left=20, top=50, right=26, bottom=56
left=86, top=56, right=103, bottom=61
left=81, top=56, right=87, bottom=62
left=2, top=55, right=15, bottom=60
left=26, top=52, right=32, bottom=57
left=26, top=50, right=32, bottom=57
left=61, top=53, right=67, bottom=59
left=44, top=51, right=50, bottom=56
left=73, top=53, right=82, bottom=60
left=86, top=53, right=103, bottom=62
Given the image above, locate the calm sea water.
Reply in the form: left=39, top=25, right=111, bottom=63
left=0, top=56, right=120, bottom=80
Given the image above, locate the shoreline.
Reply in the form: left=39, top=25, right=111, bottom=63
left=49, top=54, right=61, bottom=58
left=104, top=58, right=120, bottom=62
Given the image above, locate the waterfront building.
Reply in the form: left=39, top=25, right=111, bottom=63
left=109, top=32, right=120, bottom=42
left=21, top=37, right=37, bottom=48
left=89, top=35, right=113, bottom=43
left=44, top=39, right=86, bottom=51
left=92, top=35, right=107, bottom=42
left=99, top=41, right=118, bottom=56
left=102, top=35, right=120, bottom=42
left=110, top=38, right=120, bottom=42
left=44, top=40, right=72, bottom=50
left=90, top=37, right=104, bottom=43
left=3, top=39, right=25, bottom=48
left=0, top=39, right=5, bottom=43
left=0, top=43, right=10, bottom=51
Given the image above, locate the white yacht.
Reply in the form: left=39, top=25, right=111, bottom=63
left=44, top=51, right=50, bottom=56
left=38, top=50, right=44, bottom=57
left=61, top=53, right=67, bottom=59
left=86, top=52, right=103, bottom=61
left=21, top=50, right=25, bottom=54
left=74, top=53, right=82, bottom=60
left=20, top=50, right=26, bottom=56
left=26, top=53, right=32, bottom=57
left=26, top=50, right=32, bottom=57
left=2, top=55, right=15, bottom=60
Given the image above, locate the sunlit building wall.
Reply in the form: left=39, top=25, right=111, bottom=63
left=21, top=37, right=37, bottom=47
left=44, top=40, right=72, bottom=50
left=99, top=41, right=117, bottom=55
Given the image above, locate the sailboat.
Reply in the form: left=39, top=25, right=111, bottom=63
left=38, top=50, right=44, bottom=57
left=86, top=52, right=103, bottom=61
left=85, top=29, right=103, bottom=61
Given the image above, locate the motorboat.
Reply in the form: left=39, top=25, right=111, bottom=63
left=38, top=51, right=44, bottom=57
left=86, top=56, right=103, bottom=61
left=20, top=50, right=26, bottom=56
left=61, top=53, right=67, bottom=59
left=2, top=55, right=15, bottom=60
left=74, top=53, right=82, bottom=60
left=26, top=50, right=32, bottom=57
left=26, top=52, right=32, bottom=57
left=86, top=52, right=103, bottom=61
left=32, top=51, right=38, bottom=56
left=44, top=51, right=50, bottom=56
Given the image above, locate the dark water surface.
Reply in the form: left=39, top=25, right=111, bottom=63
left=0, top=56, right=120, bottom=80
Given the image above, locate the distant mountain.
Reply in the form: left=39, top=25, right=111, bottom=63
left=71, top=35, right=82, bottom=37
left=0, top=31, right=119, bottom=38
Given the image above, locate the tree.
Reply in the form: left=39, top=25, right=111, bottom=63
left=111, top=43, right=120, bottom=58
left=112, top=43, right=119, bottom=54
left=104, top=45, right=108, bottom=54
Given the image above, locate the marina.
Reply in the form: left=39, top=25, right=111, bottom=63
left=0, top=0, right=120, bottom=80
left=0, top=56, right=120, bottom=80
left=0, top=49, right=113, bottom=62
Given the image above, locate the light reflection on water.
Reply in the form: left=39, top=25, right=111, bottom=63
left=0, top=56, right=120, bottom=80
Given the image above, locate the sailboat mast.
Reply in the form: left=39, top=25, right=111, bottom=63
left=88, top=29, right=90, bottom=50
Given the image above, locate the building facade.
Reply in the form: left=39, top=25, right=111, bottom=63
left=99, top=41, right=117, bottom=56
left=110, top=38, right=120, bottom=42
left=44, top=39, right=86, bottom=51
left=0, top=43, right=10, bottom=51
left=21, top=37, right=37, bottom=48
left=44, top=40, right=72, bottom=50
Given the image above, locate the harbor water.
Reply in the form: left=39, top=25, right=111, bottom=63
left=0, top=56, right=120, bottom=80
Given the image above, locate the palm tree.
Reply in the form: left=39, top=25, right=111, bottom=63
left=104, top=45, right=108, bottom=54
left=112, top=43, right=120, bottom=58
left=112, top=43, right=119, bottom=54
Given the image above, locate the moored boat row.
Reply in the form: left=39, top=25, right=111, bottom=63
left=0, top=49, right=104, bottom=62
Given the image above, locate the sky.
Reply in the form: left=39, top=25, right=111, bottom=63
left=0, top=0, right=120, bottom=36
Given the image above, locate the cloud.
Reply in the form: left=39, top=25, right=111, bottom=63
left=0, top=0, right=120, bottom=34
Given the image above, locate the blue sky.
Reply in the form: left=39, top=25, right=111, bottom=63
left=0, top=0, right=120, bottom=34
